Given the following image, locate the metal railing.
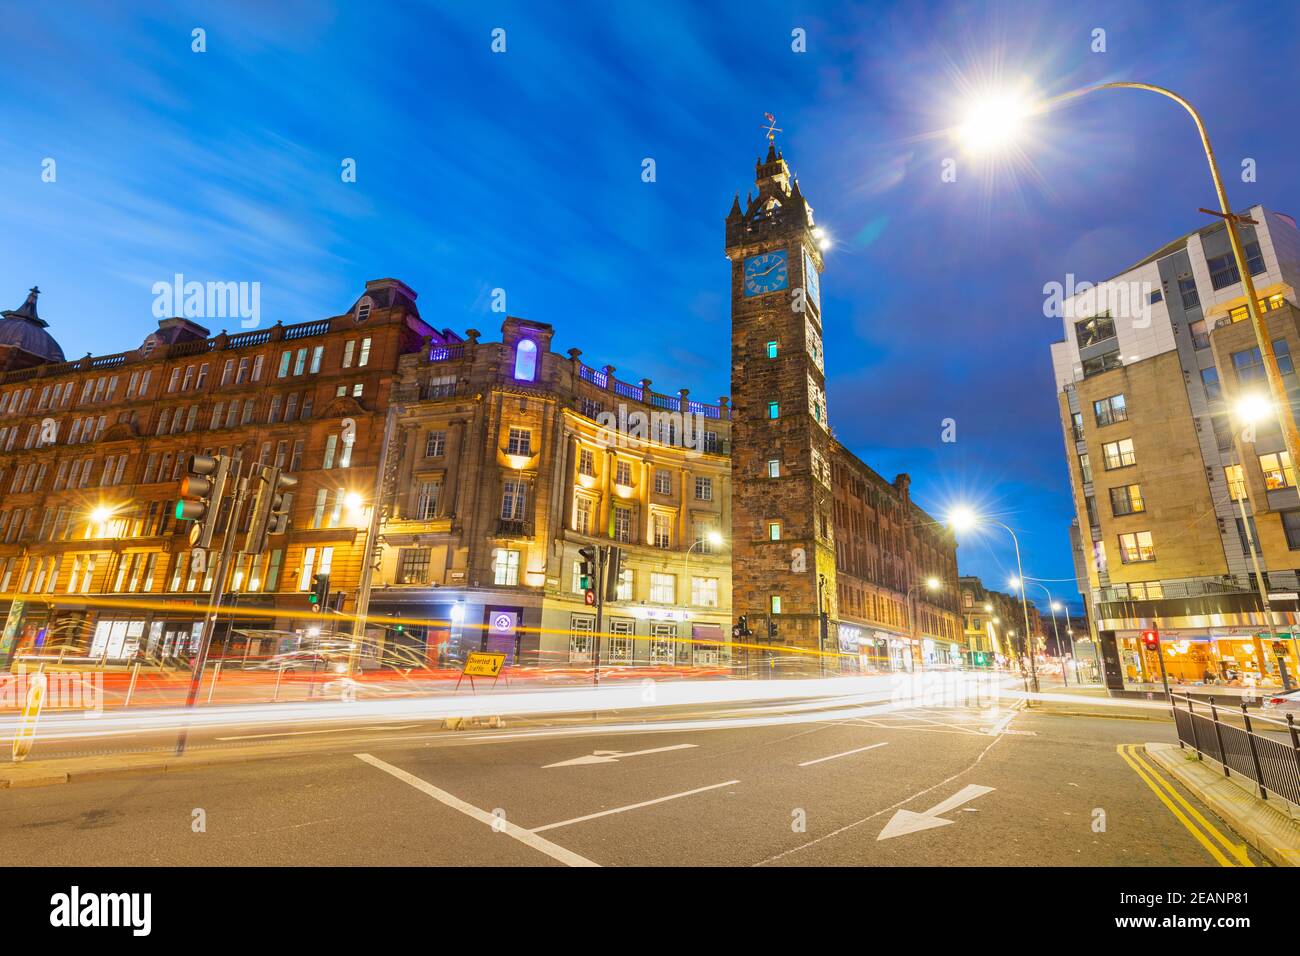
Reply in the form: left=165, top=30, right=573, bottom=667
left=1171, top=692, right=1300, bottom=807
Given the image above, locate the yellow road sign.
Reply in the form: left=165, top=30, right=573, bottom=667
left=462, top=652, right=506, bottom=678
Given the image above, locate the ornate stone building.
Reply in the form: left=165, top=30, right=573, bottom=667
left=0, top=280, right=422, bottom=664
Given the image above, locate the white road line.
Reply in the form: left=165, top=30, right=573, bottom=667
left=354, top=753, right=599, bottom=867
left=531, top=779, right=740, bottom=833
left=216, top=724, right=417, bottom=741
left=798, top=741, right=889, bottom=767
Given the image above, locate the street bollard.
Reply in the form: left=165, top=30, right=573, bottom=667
left=124, top=661, right=141, bottom=707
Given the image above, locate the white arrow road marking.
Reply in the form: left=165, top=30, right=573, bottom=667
left=877, top=784, right=995, bottom=840
left=356, top=753, right=598, bottom=867
left=798, top=741, right=888, bottom=767
left=543, top=743, right=697, bottom=768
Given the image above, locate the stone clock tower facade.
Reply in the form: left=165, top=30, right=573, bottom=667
left=726, top=142, right=838, bottom=662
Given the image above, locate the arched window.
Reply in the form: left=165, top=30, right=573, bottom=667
left=514, top=338, right=537, bottom=381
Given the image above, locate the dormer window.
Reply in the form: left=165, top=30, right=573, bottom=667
left=355, top=296, right=374, bottom=324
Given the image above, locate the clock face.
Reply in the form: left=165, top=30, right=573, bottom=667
left=743, top=250, right=789, bottom=297
left=803, top=248, right=821, bottom=313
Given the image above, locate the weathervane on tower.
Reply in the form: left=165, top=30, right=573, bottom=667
left=761, top=112, right=781, bottom=144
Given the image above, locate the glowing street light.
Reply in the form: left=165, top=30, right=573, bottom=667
left=1234, top=392, right=1274, bottom=426
left=946, top=505, right=1038, bottom=692
left=955, top=88, right=1035, bottom=156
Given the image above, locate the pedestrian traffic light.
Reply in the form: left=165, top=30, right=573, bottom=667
left=733, top=615, right=752, bottom=639
left=245, top=465, right=298, bottom=554
left=1141, top=629, right=1159, bottom=649
left=309, top=572, right=330, bottom=611
left=175, top=454, right=231, bottom=549
left=604, top=546, right=623, bottom=603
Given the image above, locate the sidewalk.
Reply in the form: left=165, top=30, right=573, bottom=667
left=1146, top=741, right=1300, bottom=866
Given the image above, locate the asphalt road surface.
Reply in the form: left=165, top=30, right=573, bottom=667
left=0, top=691, right=1267, bottom=867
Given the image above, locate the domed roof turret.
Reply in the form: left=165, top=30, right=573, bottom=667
left=0, top=287, right=65, bottom=364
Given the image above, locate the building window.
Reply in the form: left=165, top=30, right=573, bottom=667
left=416, top=480, right=441, bottom=520
left=425, top=430, right=446, bottom=457
left=513, top=338, right=538, bottom=381
left=492, top=548, right=520, bottom=586
left=1084, top=495, right=1099, bottom=528
left=654, top=468, right=671, bottom=494
left=767, top=459, right=780, bottom=478
left=1070, top=413, right=1084, bottom=441
left=1093, top=394, right=1127, bottom=427
left=768, top=401, right=780, bottom=419
left=1281, top=511, right=1300, bottom=551
left=397, top=548, right=431, bottom=585
left=1081, top=348, right=1122, bottom=377
left=573, top=496, right=593, bottom=535
left=1118, top=531, right=1155, bottom=564
left=653, top=513, right=671, bottom=549
left=507, top=427, right=531, bottom=456
left=1109, top=484, right=1145, bottom=516
left=568, top=615, right=594, bottom=663
left=1101, top=438, right=1135, bottom=470
left=1189, top=319, right=1210, bottom=350
left=578, top=448, right=595, bottom=477
left=694, top=476, right=713, bottom=501
left=1200, top=366, right=1221, bottom=401
left=616, top=568, right=633, bottom=601
left=768, top=521, right=782, bottom=541
left=501, top=479, right=528, bottom=520
left=766, top=340, right=778, bottom=359
left=1074, top=313, right=1116, bottom=348
left=1232, top=341, right=1294, bottom=383
left=1225, top=464, right=1246, bottom=499
left=613, top=506, right=631, bottom=542
left=1259, top=451, right=1296, bottom=490
left=770, top=595, right=783, bottom=614
left=650, top=572, right=675, bottom=604
left=1178, top=276, right=1200, bottom=311
left=691, top=577, right=718, bottom=608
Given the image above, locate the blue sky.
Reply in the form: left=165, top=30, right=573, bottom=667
left=3, top=0, right=1297, bottom=612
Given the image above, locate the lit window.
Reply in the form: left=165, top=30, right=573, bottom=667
left=770, top=595, right=782, bottom=614
left=493, top=548, right=520, bottom=586
left=1118, top=531, right=1155, bottom=564
left=1259, top=451, right=1296, bottom=490
left=768, top=459, right=780, bottom=478
left=768, top=401, right=779, bottom=419
left=514, top=338, right=538, bottom=381
left=768, top=521, right=782, bottom=541
left=766, top=341, right=778, bottom=359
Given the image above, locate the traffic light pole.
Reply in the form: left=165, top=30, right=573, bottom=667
left=592, top=546, right=605, bottom=687
left=176, top=461, right=250, bottom=756
left=347, top=403, right=401, bottom=676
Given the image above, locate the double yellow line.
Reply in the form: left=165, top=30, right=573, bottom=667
left=1116, top=744, right=1253, bottom=867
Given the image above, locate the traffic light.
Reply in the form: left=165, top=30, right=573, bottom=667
left=604, top=546, right=623, bottom=603
left=733, top=615, right=752, bottom=639
left=309, top=572, right=330, bottom=611
left=176, top=454, right=231, bottom=549
left=578, top=546, right=597, bottom=594
left=245, top=466, right=298, bottom=554
left=1141, top=629, right=1159, bottom=650
left=768, top=619, right=779, bottom=640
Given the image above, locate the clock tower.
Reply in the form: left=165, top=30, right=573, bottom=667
left=726, top=140, right=837, bottom=666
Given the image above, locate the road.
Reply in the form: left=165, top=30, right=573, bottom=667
left=0, top=686, right=1266, bottom=867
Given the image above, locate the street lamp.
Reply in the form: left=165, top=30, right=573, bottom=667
left=957, top=80, right=1300, bottom=518
left=906, top=575, right=944, bottom=671
left=948, top=507, right=1039, bottom=693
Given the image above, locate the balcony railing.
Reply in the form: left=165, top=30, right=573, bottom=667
left=495, top=518, right=530, bottom=537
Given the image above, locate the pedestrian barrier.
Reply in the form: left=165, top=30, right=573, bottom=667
left=1172, top=692, right=1300, bottom=809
